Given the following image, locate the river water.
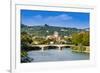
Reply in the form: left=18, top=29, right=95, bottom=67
left=27, top=48, right=89, bottom=62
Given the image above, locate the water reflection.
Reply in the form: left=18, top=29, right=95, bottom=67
left=27, top=48, right=89, bottom=62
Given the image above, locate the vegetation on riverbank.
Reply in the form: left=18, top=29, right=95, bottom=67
left=21, top=32, right=33, bottom=63
left=71, top=46, right=89, bottom=53
left=71, top=31, right=89, bottom=53
left=21, top=50, right=33, bottom=63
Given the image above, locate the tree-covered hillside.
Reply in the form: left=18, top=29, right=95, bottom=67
left=21, top=24, right=88, bottom=37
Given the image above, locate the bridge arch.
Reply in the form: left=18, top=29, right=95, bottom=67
left=30, top=46, right=42, bottom=51
left=44, top=45, right=59, bottom=50
left=58, top=45, right=71, bottom=50
left=61, top=45, right=71, bottom=48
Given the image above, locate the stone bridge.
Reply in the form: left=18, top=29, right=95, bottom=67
left=30, top=44, right=74, bottom=51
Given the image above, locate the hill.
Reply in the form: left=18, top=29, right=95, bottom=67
left=21, top=24, right=88, bottom=36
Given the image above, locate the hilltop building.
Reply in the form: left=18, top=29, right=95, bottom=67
left=46, top=31, right=61, bottom=42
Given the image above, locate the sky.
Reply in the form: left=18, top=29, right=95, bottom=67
left=21, top=9, right=90, bottom=29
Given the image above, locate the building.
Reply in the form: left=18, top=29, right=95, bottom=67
left=46, top=31, right=61, bottom=43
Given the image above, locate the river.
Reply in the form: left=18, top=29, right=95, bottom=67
left=27, top=48, right=89, bottom=62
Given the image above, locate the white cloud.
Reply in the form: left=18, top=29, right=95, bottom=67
left=33, top=15, right=43, bottom=19
left=32, top=14, right=72, bottom=22
left=48, top=14, right=72, bottom=21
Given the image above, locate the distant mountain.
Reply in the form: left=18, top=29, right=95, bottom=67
left=21, top=24, right=28, bottom=28
left=21, top=24, right=87, bottom=36
left=83, top=28, right=90, bottom=31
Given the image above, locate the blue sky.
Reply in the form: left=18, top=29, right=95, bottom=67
left=21, top=9, right=89, bottom=29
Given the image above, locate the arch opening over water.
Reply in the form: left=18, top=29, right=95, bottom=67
left=44, top=46, right=59, bottom=50
left=29, top=46, right=41, bottom=51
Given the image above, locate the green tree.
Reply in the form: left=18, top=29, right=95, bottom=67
left=72, top=32, right=89, bottom=46
left=82, top=32, right=89, bottom=46
left=21, top=32, right=32, bottom=50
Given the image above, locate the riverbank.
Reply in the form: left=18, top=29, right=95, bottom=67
left=71, top=46, right=90, bottom=54
left=21, top=51, right=33, bottom=63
